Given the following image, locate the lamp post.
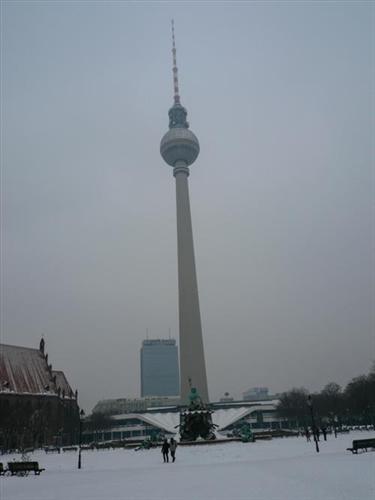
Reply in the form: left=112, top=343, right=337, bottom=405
left=307, top=395, right=319, bottom=453
left=78, top=409, right=85, bottom=469
left=330, top=413, right=338, bottom=438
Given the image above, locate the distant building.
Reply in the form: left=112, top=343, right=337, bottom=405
left=140, top=339, right=180, bottom=397
left=219, top=392, right=234, bottom=402
left=243, top=387, right=269, bottom=401
left=92, top=396, right=180, bottom=415
left=0, top=339, right=79, bottom=450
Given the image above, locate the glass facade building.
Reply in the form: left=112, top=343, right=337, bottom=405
left=140, top=339, right=180, bottom=397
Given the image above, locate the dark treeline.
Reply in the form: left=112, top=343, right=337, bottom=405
left=277, top=363, right=375, bottom=427
left=86, top=412, right=114, bottom=431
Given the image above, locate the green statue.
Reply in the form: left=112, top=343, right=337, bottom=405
left=179, top=382, right=217, bottom=441
left=188, top=387, right=203, bottom=410
left=240, top=423, right=254, bottom=443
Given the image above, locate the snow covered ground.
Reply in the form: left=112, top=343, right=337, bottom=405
left=1, top=431, right=374, bottom=500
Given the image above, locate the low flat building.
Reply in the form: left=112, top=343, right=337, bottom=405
left=219, top=392, right=234, bottom=402
left=83, top=399, right=285, bottom=444
left=92, top=396, right=180, bottom=415
left=243, top=387, right=270, bottom=401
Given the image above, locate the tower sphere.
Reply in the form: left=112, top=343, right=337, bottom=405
left=160, top=127, right=200, bottom=167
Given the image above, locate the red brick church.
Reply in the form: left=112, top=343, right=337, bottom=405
left=0, top=339, right=79, bottom=450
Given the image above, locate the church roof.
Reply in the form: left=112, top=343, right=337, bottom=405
left=0, top=343, right=74, bottom=398
left=52, top=370, right=74, bottom=397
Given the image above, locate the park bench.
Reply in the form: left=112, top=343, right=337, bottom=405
left=111, top=441, right=127, bottom=449
left=347, top=438, right=375, bottom=454
left=23, top=447, right=35, bottom=454
left=7, top=461, right=45, bottom=476
left=254, top=434, right=272, bottom=441
left=80, top=444, right=94, bottom=450
left=45, top=446, right=60, bottom=454
left=94, top=443, right=112, bottom=450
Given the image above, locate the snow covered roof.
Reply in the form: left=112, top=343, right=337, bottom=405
left=112, top=412, right=179, bottom=434
left=0, top=343, right=75, bottom=398
left=213, top=399, right=280, bottom=408
left=212, top=405, right=277, bottom=430
left=0, top=343, right=53, bottom=394
left=52, top=370, right=74, bottom=397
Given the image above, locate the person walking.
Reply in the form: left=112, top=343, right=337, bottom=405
left=305, top=428, right=311, bottom=442
left=321, top=427, right=327, bottom=441
left=161, top=439, right=170, bottom=463
left=315, top=427, right=320, bottom=442
left=170, top=437, right=177, bottom=462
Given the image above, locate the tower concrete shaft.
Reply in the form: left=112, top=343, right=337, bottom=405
left=174, top=161, right=209, bottom=404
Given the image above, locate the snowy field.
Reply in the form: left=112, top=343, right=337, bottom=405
left=1, top=431, right=374, bottom=500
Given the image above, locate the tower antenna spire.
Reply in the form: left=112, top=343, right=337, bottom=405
left=171, top=19, right=180, bottom=105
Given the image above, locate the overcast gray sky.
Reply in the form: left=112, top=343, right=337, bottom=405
left=1, top=1, right=374, bottom=412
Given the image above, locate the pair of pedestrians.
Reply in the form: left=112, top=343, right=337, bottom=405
left=161, top=438, right=177, bottom=463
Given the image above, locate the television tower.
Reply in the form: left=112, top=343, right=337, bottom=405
left=160, top=21, right=209, bottom=404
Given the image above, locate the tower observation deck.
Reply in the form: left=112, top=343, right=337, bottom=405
left=160, top=21, right=209, bottom=404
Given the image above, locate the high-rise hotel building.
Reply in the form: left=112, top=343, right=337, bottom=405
left=140, top=339, right=180, bottom=397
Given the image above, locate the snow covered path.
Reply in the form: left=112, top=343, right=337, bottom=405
left=1, top=431, right=374, bottom=500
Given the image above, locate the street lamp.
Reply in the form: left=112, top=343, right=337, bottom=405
left=307, top=395, right=319, bottom=453
left=329, top=413, right=338, bottom=438
left=78, top=409, right=85, bottom=469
